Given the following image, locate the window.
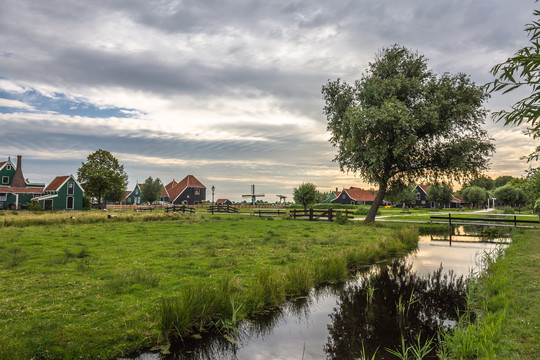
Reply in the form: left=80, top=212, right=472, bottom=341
left=0, top=193, right=6, bottom=201
left=44, top=199, right=53, bottom=210
left=416, top=192, right=421, bottom=200
left=67, top=182, right=74, bottom=195
left=342, top=194, right=346, bottom=199
left=2, top=176, right=8, bottom=184
left=6, top=165, right=11, bottom=170
left=194, top=189, right=200, bottom=196
left=66, top=196, right=74, bottom=209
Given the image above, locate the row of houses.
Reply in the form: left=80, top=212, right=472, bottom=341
left=0, top=156, right=84, bottom=210
left=325, top=185, right=463, bottom=208
left=123, top=175, right=207, bottom=205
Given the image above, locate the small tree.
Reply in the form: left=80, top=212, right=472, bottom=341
left=462, top=186, right=487, bottom=208
left=293, top=183, right=318, bottom=211
left=494, top=185, right=520, bottom=206
left=385, top=184, right=416, bottom=208
left=141, top=177, right=163, bottom=204
left=494, top=176, right=514, bottom=188
left=77, top=149, right=128, bottom=209
left=427, top=182, right=453, bottom=208
left=463, top=176, right=495, bottom=191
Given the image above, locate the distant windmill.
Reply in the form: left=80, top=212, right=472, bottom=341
left=276, top=195, right=287, bottom=204
left=242, top=184, right=265, bottom=206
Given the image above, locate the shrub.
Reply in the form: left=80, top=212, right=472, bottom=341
left=26, top=201, right=42, bottom=212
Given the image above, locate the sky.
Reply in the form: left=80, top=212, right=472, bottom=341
left=1, top=0, right=538, bottom=202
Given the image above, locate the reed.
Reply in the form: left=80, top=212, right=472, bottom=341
left=284, top=263, right=313, bottom=296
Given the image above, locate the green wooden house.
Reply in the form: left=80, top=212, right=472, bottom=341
left=323, top=190, right=341, bottom=203
left=124, top=183, right=142, bottom=205
left=34, top=175, right=85, bottom=211
left=0, top=156, right=45, bottom=210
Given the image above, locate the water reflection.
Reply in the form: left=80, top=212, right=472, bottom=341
left=123, top=230, right=509, bottom=360
left=325, top=260, right=467, bottom=359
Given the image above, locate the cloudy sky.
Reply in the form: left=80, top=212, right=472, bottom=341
left=1, top=0, right=538, bottom=201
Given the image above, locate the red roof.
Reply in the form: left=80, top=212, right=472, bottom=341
left=161, top=185, right=169, bottom=198
left=0, top=161, right=6, bottom=169
left=418, top=185, right=429, bottom=193
left=344, top=188, right=377, bottom=202
left=216, top=199, right=229, bottom=203
left=0, top=186, right=44, bottom=194
left=45, top=176, right=71, bottom=191
left=165, top=180, right=177, bottom=192
left=168, top=175, right=205, bottom=202
left=123, top=190, right=132, bottom=201
left=333, top=191, right=340, bottom=197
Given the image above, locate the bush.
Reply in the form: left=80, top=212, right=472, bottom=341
left=335, top=212, right=349, bottom=225
left=26, top=201, right=42, bottom=212
left=498, top=206, right=514, bottom=214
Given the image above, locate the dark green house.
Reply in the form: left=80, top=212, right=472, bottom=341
left=124, top=183, right=142, bottom=205
left=34, top=175, right=85, bottom=211
left=0, top=156, right=45, bottom=210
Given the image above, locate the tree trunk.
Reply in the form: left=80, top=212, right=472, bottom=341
left=364, top=182, right=387, bottom=222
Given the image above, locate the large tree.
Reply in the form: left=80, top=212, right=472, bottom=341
left=323, top=45, right=494, bottom=222
left=385, top=184, right=417, bottom=208
left=141, top=176, right=163, bottom=204
left=77, top=149, right=128, bottom=208
left=486, top=9, right=540, bottom=160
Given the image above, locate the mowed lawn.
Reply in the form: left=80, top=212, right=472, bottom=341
left=0, top=214, right=413, bottom=359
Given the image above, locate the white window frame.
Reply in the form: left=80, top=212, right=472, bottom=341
left=6, top=165, right=11, bottom=170
left=66, top=196, right=74, bottom=210
left=2, top=176, right=8, bottom=184
left=67, top=182, right=74, bottom=195
left=416, top=192, right=421, bottom=200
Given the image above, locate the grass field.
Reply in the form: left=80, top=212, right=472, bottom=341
left=0, top=213, right=418, bottom=359
left=441, top=228, right=540, bottom=359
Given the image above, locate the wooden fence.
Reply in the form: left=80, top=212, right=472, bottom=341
left=289, top=208, right=355, bottom=222
left=165, top=205, right=196, bottom=214
left=207, top=205, right=239, bottom=214
left=430, top=213, right=540, bottom=227
left=253, top=209, right=288, bottom=217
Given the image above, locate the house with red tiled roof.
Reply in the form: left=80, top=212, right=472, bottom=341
left=216, top=198, right=232, bottom=205
left=160, top=185, right=171, bottom=203
left=33, top=175, right=84, bottom=210
left=332, top=187, right=379, bottom=205
left=0, top=155, right=46, bottom=210
left=166, top=175, right=206, bottom=205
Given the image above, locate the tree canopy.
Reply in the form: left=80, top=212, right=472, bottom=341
left=141, top=177, right=163, bottom=204
left=462, top=186, right=487, bottom=208
left=322, top=45, right=494, bottom=221
left=77, top=149, right=128, bottom=208
left=427, top=183, right=453, bottom=208
left=385, top=184, right=417, bottom=207
left=486, top=9, right=540, bottom=161
left=293, top=183, right=318, bottom=210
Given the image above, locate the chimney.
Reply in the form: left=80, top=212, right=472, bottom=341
left=336, top=187, right=338, bottom=192
left=10, top=155, right=27, bottom=188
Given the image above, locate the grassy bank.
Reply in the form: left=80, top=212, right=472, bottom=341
left=0, top=214, right=418, bottom=359
left=441, top=229, right=540, bottom=359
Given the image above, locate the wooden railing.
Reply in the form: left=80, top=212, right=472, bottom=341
left=165, top=205, right=195, bottom=214
left=430, top=213, right=540, bottom=227
left=207, top=205, right=239, bottom=214
left=289, top=208, right=354, bottom=222
left=253, top=209, right=288, bottom=217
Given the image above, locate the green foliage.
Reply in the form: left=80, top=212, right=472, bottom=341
left=385, top=184, right=417, bottom=206
left=462, top=175, right=495, bottom=191
left=335, top=212, right=349, bottom=225
left=322, top=45, right=494, bottom=222
left=82, top=196, right=91, bottom=210
left=486, top=9, right=540, bottom=160
left=77, top=149, right=128, bottom=207
left=494, top=184, right=521, bottom=206
left=462, top=186, right=488, bottom=207
left=426, top=182, right=453, bottom=208
left=141, top=176, right=163, bottom=204
left=26, top=201, right=42, bottom=212
left=293, top=182, right=318, bottom=210
left=494, top=175, right=515, bottom=188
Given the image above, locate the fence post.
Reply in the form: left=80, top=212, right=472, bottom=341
left=329, top=208, right=333, bottom=222
left=309, top=208, right=313, bottom=221
left=514, top=215, right=517, bottom=227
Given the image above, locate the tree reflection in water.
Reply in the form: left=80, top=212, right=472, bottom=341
left=324, top=259, right=468, bottom=360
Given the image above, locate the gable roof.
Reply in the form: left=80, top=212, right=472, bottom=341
left=0, top=161, right=6, bottom=170
left=168, top=175, right=206, bottom=202
left=161, top=185, right=170, bottom=198
left=216, top=199, right=229, bottom=203
left=165, top=180, right=178, bottom=192
left=418, top=185, right=429, bottom=194
left=45, top=175, right=83, bottom=193
left=45, top=176, right=71, bottom=191
left=123, top=190, right=132, bottom=201
left=343, top=188, right=377, bottom=202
